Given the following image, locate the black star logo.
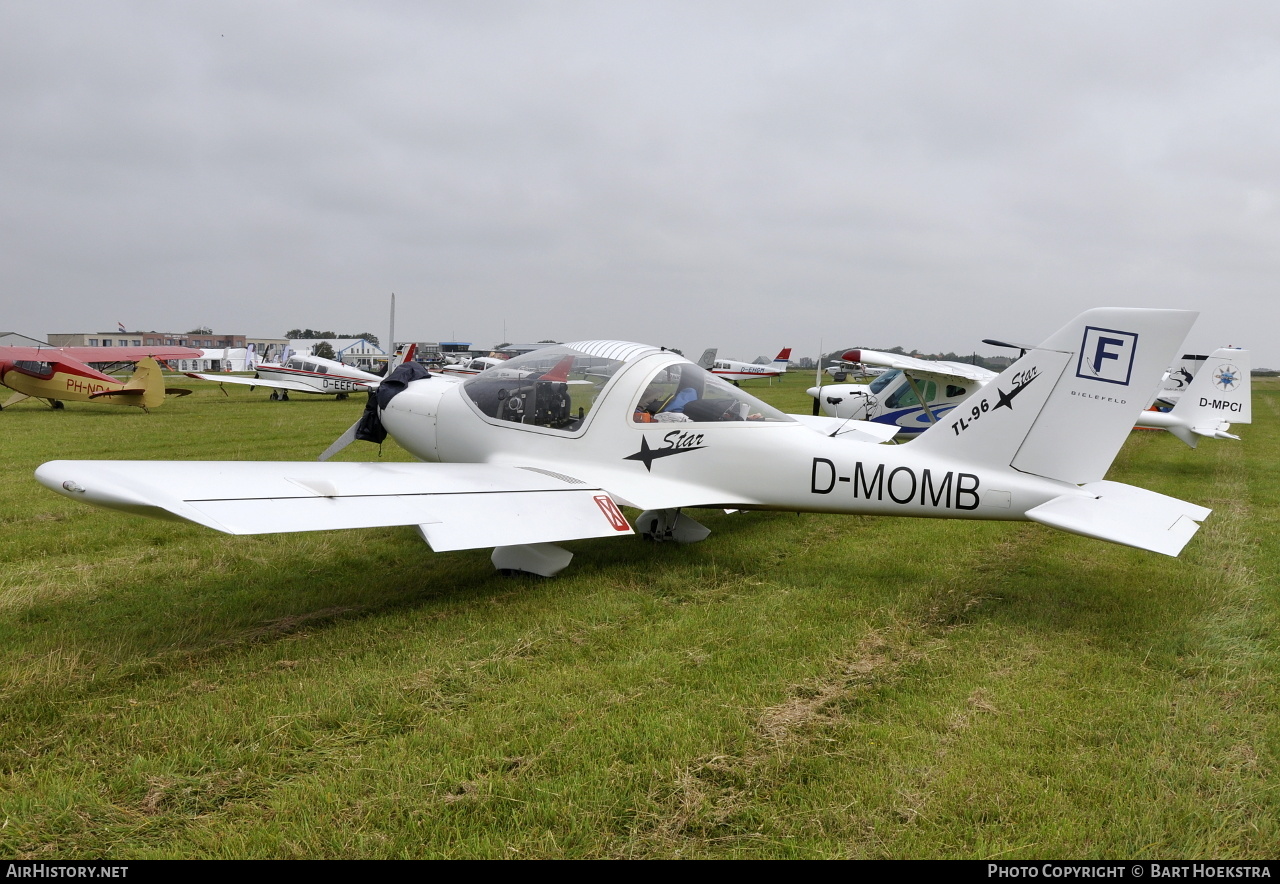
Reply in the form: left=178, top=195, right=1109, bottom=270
left=992, top=370, right=1039, bottom=412
left=624, top=436, right=706, bottom=472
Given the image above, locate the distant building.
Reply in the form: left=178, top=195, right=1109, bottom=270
left=397, top=341, right=471, bottom=364
left=502, top=342, right=559, bottom=355
left=245, top=337, right=290, bottom=362
left=171, top=349, right=252, bottom=373
left=287, top=338, right=385, bottom=370
left=48, top=330, right=247, bottom=349
left=0, top=332, right=49, bottom=347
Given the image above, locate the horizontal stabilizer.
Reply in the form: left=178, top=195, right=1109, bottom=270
left=1026, top=480, right=1211, bottom=557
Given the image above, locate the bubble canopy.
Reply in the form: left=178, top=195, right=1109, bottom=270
left=630, top=361, right=791, bottom=425
left=459, top=342, right=792, bottom=433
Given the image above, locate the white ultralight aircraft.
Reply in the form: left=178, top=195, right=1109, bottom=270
left=186, top=345, right=417, bottom=400
left=39, top=308, right=1211, bottom=578
left=808, top=345, right=1250, bottom=448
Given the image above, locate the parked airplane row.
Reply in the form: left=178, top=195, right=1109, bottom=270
left=807, top=345, right=1251, bottom=448
left=38, top=308, right=1226, bottom=580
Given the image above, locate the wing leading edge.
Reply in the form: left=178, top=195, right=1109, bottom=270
left=35, top=460, right=633, bottom=551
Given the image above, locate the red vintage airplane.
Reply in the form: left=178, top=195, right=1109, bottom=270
left=0, top=345, right=204, bottom=411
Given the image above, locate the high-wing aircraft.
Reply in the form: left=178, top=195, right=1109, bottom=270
left=823, top=352, right=888, bottom=381
left=0, top=345, right=202, bottom=410
left=807, top=349, right=998, bottom=435
left=696, top=348, right=791, bottom=382
left=38, top=309, right=1212, bottom=578
left=187, top=345, right=417, bottom=400
left=808, top=346, right=1251, bottom=448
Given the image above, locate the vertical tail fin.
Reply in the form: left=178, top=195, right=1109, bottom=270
left=912, top=308, right=1198, bottom=484
left=1137, top=348, right=1250, bottom=447
left=389, top=342, right=417, bottom=371
left=772, top=348, right=792, bottom=371
left=1158, top=353, right=1206, bottom=401
left=122, top=357, right=167, bottom=409
left=697, top=348, right=717, bottom=370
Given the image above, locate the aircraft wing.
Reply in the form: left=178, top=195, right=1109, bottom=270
left=842, top=349, right=997, bottom=384
left=184, top=372, right=375, bottom=394
left=36, top=460, right=634, bottom=551
left=0, top=346, right=76, bottom=363
left=55, top=346, right=204, bottom=363
left=0, top=347, right=114, bottom=380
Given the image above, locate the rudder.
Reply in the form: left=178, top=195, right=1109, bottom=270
left=913, top=308, right=1198, bottom=484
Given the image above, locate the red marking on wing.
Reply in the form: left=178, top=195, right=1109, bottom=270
left=594, top=495, right=631, bottom=532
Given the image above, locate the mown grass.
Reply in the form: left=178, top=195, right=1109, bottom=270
left=0, top=375, right=1275, bottom=858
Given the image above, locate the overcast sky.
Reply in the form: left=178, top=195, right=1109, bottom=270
left=3, top=1, right=1279, bottom=367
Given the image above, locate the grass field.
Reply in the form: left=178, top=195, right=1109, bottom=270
left=0, top=375, right=1276, bottom=858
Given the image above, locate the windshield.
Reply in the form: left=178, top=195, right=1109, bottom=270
left=885, top=378, right=937, bottom=408
left=633, top=362, right=792, bottom=424
left=869, top=369, right=901, bottom=394
left=461, top=345, right=625, bottom=432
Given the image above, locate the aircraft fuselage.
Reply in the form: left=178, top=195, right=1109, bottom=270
left=0, top=359, right=123, bottom=403
left=380, top=361, right=1077, bottom=525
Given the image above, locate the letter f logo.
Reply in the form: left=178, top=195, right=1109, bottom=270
left=1092, top=336, right=1124, bottom=373
left=1077, top=327, right=1138, bottom=385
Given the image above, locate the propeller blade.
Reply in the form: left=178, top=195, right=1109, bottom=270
left=318, top=418, right=362, bottom=462
left=813, top=341, right=823, bottom=415
left=981, top=338, right=1033, bottom=357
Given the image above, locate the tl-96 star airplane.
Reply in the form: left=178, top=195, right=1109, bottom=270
left=38, top=308, right=1211, bottom=577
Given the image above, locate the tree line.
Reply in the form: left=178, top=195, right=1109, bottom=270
left=284, top=329, right=381, bottom=347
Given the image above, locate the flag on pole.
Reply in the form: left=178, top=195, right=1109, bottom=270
left=117, top=322, right=127, bottom=333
